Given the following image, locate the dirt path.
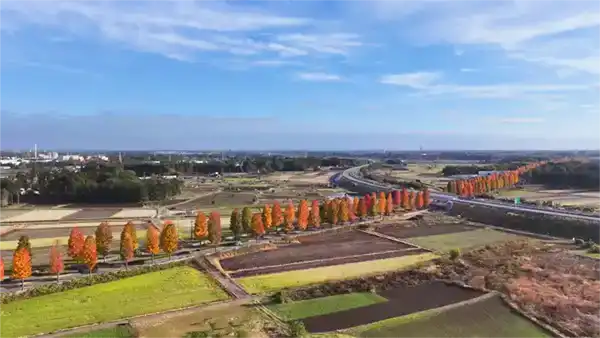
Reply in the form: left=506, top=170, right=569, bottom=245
left=165, top=189, right=222, bottom=210
left=193, top=255, right=251, bottom=299
left=358, top=229, right=431, bottom=251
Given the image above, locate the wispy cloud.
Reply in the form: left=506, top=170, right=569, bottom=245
left=1, top=1, right=364, bottom=63
left=460, top=68, right=478, bottom=72
left=498, top=117, right=545, bottom=124
left=297, top=72, right=344, bottom=82
left=380, top=71, right=590, bottom=98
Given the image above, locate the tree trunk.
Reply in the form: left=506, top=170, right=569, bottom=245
left=88, top=268, right=92, bottom=276
left=56, top=272, right=60, bottom=283
left=21, top=278, right=24, bottom=291
left=125, top=261, right=129, bottom=271
left=168, top=254, right=171, bottom=261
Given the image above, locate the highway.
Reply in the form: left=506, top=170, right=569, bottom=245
left=341, top=165, right=600, bottom=222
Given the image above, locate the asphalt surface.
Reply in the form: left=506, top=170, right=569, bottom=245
left=342, top=165, right=600, bottom=222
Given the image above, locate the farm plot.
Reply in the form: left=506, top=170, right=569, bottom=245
left=0, top=267, right=229, bottom=338
left=3, top=209, right=82, bottom=222
left=220, top=230, right=414, bottom=274
left=237, top=253, right=438, bottom=294
left=375, top=223, right=476, bottom=239
left=352, top=294, right=552, bottom=338
left=303, top=282, right=483, bottom=332
left=175, top=192, right=256, bottom=210
left=61, top=208, right=123, bottom=220
left=110, top=208, right=157, bottom=219
left=405, top=229, right=525, bottom=252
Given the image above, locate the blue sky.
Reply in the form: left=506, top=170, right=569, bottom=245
left=1, top=0, right=599, bottom=150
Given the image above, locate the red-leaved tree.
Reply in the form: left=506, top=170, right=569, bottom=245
left=416, top=192, right=424, bottom=209
left=49, top=243, right=64, bottom=283
left=82, top=236, right=97, bottom=275
left=358, top=198, right=367, bottom=218
left=423, top=189, right=431, bottom=207
left=67, top=227, right=85, bottom=262
left=0, top=256, right=4, bottom=280
left=392, top=190, right=401, bottom=206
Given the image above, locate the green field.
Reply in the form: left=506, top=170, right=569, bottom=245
left=237, top=253, right=438, bottom=294
left=405, top=229, right=524, bottom=252
left=66, top=325, right=134, bottom=338
left=1, top=267, right=229, bottom=337
left=268, top=293, right=387, bottom=321
left=349, top=295, right=551, bottom=338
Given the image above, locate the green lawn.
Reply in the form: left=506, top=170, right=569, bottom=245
left=237, top=253, right=438, bottom=294
left=1, top=267, right=229, bottom=337
left=268, top=293, right=387, bottom=321
left=66, top=325, right=134, bottom=338
left=405, top=229, right=524, bottom=252
left=349, top=295, right=551, bottom=338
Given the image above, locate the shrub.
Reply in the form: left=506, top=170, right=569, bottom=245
left=273, top=290, right=290, bottom=304
left=289, top=321, right=307, bottom=337
left=588, top=244, right=600, bottom=254
left=449, top=248, right=461, bottom=260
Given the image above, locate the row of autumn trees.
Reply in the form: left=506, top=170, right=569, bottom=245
left=222, top=189, right=431, bottom=238
left=446, top=161, right=549, bottom=197
left=1, top=219, right=187, bottom=289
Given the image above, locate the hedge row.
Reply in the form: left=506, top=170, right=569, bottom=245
left=1, top=260, right=190, bottom=304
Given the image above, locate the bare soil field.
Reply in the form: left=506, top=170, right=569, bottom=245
left=174, top=192, right=256, bottom=210
left=0, top=209, right=31, bottom=220
left=230, top=249, right=428, bottom=278
left=263, top=171, right=337, bottom=185
left=375, top=223, right=476, bottom=239
left=303, top=282, right=483, bottom=332
left=61, top=208, right=123, bottom=220
left=2, top=221, right=152, bottom=241
left=220, top=230, right=412, bottom=272
left=3, top=209, right=82, bottom=222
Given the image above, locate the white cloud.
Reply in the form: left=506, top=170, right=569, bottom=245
left=1, top=1, right=363, bottom=62
left=380, top=71, right=590, bottom=98
left=498, top=117, right=545, bottom=124
left=379, top=72, right=440, bottom=88
left=460, top=68, right=478, bottom=72
left=297, top=72, right=344, bottom=82
left=362, top=0, right=600, bottom=75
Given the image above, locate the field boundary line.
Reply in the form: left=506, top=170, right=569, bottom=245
left=251, top=299, right=290, bottom=335
left=226, top=248, right=423, bottom=274
left=464, top=220, right=564, bottom=241
left=357, top=229, right=431, bottom=252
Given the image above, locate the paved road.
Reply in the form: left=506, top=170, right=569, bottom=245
left=342, top=165, right=600, bottom=222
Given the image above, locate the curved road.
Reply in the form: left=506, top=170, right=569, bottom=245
left=342, top=165, right=600, bottom=222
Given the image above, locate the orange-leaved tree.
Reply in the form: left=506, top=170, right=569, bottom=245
left=416, top=192, right=424, bottom=209
left=297, top=200, right=309, bottom=230
left=194, top=212, right=208, bottom=240
left=95, top=222, right=113, bottom=261
left=284, top=201, right=295, bottom=232
left=408, top=191, right=416, bottom=210
left=272, top=202, right=283, bottom=229
left=392, top=190, right=401, bottom=206
left=310, top=200, right=320, bottom=228
left=331, top=199, right=340, bottom=224
left=12, top=247, right=32, bottom=290
left=208, top=212, right=222, bottom=246
left=352, top=197, right=359, bottom=215
left=82, top=236, right=97, bottom=276
left=67, top=227, right=85, bottom=262
left=262, top=204, right=272, bottom=230
left=401, top=189, right=410, bottom=210
left=378, top=193, right=386, bottom=216
left=230, top=209, right=242, bottom=239
left=120, top=231, right=134, bottom=270
left=146, top=224, right=160, bottom=264
left=386, top=195, right=394, bottom=215
left=320, top=200, right=328, bottom=224
left=123, top=221, right=139, bottom=250
left=423, top=189, right=431, bottom=207
left=160, top=221, right=179, bottom=259
left=251, top=213, right=265, bottom=237
left=49, top=242, right=64, bottom=283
